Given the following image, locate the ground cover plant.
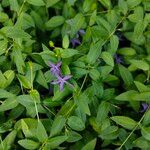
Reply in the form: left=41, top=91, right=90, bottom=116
left=0, top=0, right=150, bottom=149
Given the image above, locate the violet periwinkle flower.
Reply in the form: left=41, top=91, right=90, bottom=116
left=70, top=38, right=81, bottom=48
left=51, top=75, right=73, bottom=91
left=114, top=54, right=123, bottom=64
left=70, top=29, right=85, bottom=48
left=49, top=61, right=62, bottom=76
left=140, top=103, right=149, bottom=112
left=78, top=29, right=85, bottom=35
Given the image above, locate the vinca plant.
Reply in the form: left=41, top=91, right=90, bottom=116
left=0, top=0, right=150, bottom=149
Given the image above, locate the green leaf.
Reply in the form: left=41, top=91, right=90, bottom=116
left=17, top=75, right=32, bottom=89
left=36, top=70, right=48, bottom=89
left=109, top=35, right=119, bottom=55
left=0, top=97, right=18, bottom=112
left=18, top=139, right=40, bottom=150
left=101, top=52, right=114, bottom=67
left=83, top=0, right=95, bottom=13
left=118, top=64, right=133, bottom=86
left=66, top=131, right=82, bottom=142
left=3, top=70, right=15, bottom=88
left=62, top=35, right=69, bottom=49
left=67, top=116, right=85, bottom=131
left=77, top=92, right=91, bottom=116
left=21, top=119, right=33, bottom=138
left=127, top=0, right=142, bottom=8
left=133, top=137, right=150, bottom=149
left=115, top=90, right=138, bottom=101
left=0, top=71, right=7, bottom=88
left=46, top=0, right=60, bottom=7
left=0, top=130, right=17, bottom=150
left=0, top=89, right=15, bottom=99
left=143, top=109, right=150, bottom=126
left=130, top=60, right=149, bottom=71
left=98, top=0, right=111, bottom=9
left=12, top=45, right=25, bottom=74
left=47, top=136, right=68, bottom=149
left=99, top=126, right=118, bottom=140
left=96, top=101, right=110, bottom=124
left=9, top=0, right=19, bottom=12
left=81, top=138, right=97, bottom=150
left=96, top=16, right=112, bottom=33
left=45, top=16, right=65, bottom=28
left=141, top=127, right=150, bottom=141
left=117, top=47, right=136, bottom=56
left=89, top=69, right=100, bottom=80
left=27, top=0, right=45, bottom=6
left=36, top=121, right=48, bottom=142
left=134, top=81, right=150, bottom=92
left=118, top=0, right=128, bottom=15
left=30, top=90, right=40, bottom=103
left=50, top=115, right=66, bottom=137
left=0, top=12, right=9, bottom=22
left=87, top=40, right=103, bottom=64
left=1, top=26, right=31, bottom=39
left=111, top=116, right=137, bottom=130
left=60, top=49, right=79, bottom=58
left=132, top=92, right=150, bottom=101
left=68, top=13, right=85, bottom=37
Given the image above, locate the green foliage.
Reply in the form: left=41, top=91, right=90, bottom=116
left=0, top=0, right=150, bottom=149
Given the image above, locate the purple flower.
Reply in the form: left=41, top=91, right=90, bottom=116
left=51, top=75, right=73, bottom=91
left=49, top=61, right=62, bottom=76
left=141, top=103, right=149, bottom=112
left=70, top=38, right=81, bottom=48
left=114, top=54, right=123, bottom=64
left=78, top=29, right=85, bottom=35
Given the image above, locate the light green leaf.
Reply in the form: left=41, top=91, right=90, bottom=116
left=130, top=60, right=149, bottom=71
left=109, top=35, right=119, bottom=55
left=17, top=75, right=32, bottom=89
left=101, top=51, right=114, bottom=67
left=0, top=130, right=17, bottom=150
left=77, top=92, right=91, bottom=116
left=46, top=0, right=60, bottom=7
left=115, top=90, right=138, bottom=101
left=27, top=0, right=45, bottom=6
left=127, top=0, right=142, bottom=8
left=3, top=70, right=15, bottom=88
left=0, top=12, right=9, bottom=22
left=36, top=121, right=48, bottom=142
left=62, top=35, right=69, bottom=49
left=87, top=40, right=103, bottom=64
left=61, top=49, right=79, bottom=58
left=117, top=47, right=136, bottom=56
left=50, top=115, right=66, bottom=137
left=47, top=136, right=68, bottom=149
left=68, top=13, right=85, bottom=37
left=18, top=139, right=40, bottom=150
left=45, top=16, right=65, bottom=28
left=1, top=26, right=31, bottom=39
left=36, top=70, right=48, bottom=89
left=66, top=131, right=82, bottom=142
left=0, top=89, right=15, bottom=99
left=134, top=81, right=150, bottom=92
left=118, top=0, right=128, bottom=15
left=81, top=138, right=97, bottom=150
left=98, top=0, right=111, bottom=9
left=141, top=127, right=150, bottom=141
left=111, top=116, right=137, bottom=130
left=67, top=116, right=85, bottom=131
left=0, top=97, right=18, bottom=112
left=119, top=64, right=133, bottom=86
left=96, top=101, right=110, bottom=124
